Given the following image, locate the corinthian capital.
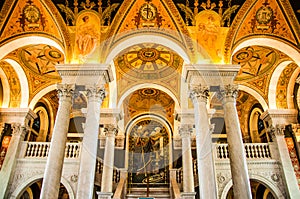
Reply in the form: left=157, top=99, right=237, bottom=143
left=218, top=84, right=238, bottom=101
left=104, top=124, right=118, bottom=137
left=11, top=123, right=28, bottom=137
left=57, top=84, right=75, bottom=99
left=86, top=84, right=106, bottom=102
left=189, top=84, right=209, bottom=103
left=179, top=124, right=193, bottom=138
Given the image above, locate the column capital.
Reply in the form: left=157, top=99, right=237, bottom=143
left=57, top=84, right=75, bottom=99
left=11, top=123, right=28, bottom=138
left=104, top=124, right=118, bottom=137
left=218, top=84, right=238, bottom=103
left=209, top=123, right=215, bottom=134
left=189, top=84, right=209, bottom=103
left=179, top=124, right=193, bottom=137
left=85, top=84, right=106, bottom=102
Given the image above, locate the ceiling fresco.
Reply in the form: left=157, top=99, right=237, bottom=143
left=232, top=45, right=290, bottom=102
left=123, top=88, right=175, bottom=126
left=115, top=43, right=183, bottom=79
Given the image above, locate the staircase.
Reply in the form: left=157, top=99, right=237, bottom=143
left=126, top=187, right=170, bottom=199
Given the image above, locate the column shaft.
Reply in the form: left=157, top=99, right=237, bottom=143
left=76, top=86, right=105, bottom=198
left=190, top=86, right=217, bottom=199
left=101, top=126, right=117, bottom=193
left=220, top=85, right=252, bottom=199
left=40, top=84, right=74, bottom=199
left=179, top=125, right=195, bottom=194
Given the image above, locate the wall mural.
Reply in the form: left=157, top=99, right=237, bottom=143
left=128, top=119, right=169, bottom=187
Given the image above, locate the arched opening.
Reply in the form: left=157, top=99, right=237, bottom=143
left=226, top=179, right=276, bottom=199
left=127, top=118, right=171, bottom=188
left=249, top=105, right=268, bottom=143
left=18, top=180, right=70, bottom=199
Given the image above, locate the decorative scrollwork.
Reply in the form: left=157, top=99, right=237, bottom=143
left=86, top=84, right=106, bottom=102
left=179, top=124, right=193, bottom=137
left=57, top=84, right=75, bottom=99
left=218, top=84, right=238, bottom=101
left=189, top=84, right=209, bottom=103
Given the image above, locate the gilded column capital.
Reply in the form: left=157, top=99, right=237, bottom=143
left=57, top=84, right=75, bottom=99
left=85, top=84, right=106, bottom=102
left=104, top=124, right=118, bottom=137
left=189, top=84, right=209, bottom=103
left=179, top=124, right=193, bottom=138
left=218, top=84, right=239, bottom=103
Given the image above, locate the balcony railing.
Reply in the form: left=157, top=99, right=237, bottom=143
left=215, top=143, right=272, bottom=160
left=22, top=142, right=81, bottom=159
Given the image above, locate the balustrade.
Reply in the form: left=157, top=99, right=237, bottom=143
left=23, top=142, right=81, bottom=159
left=215, top=143, right=272, bottom=160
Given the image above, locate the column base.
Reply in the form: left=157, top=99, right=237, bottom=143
left=181, top=192, right=196, bottom=199
left=97, top=192, right=113, bottom=199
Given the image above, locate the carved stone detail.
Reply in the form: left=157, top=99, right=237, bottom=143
left=218, top=84, right=239, bottom=101
left=86, top=85, right=106, bottom=102
left=189, top=84, right=209, bottom=103
left=179, top=124, right=193, bottom=138
left=104, top=125, right=118, bottom=137
left=11, top=123, right=28, bottom=137
left=57, top=84, right=75, bottom=99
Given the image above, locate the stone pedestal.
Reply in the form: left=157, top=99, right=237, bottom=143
left=181, top=192, right=196, bottom=199
left=101, top=125, right=118, bottom=193
left=189, top=85, right=217, bottom=199
left=40, top=84, right=74, bottom=199
left=179, top=124, right=195, bottom=194
left=76, top=85, right=106, bottom=199
left=97, top=192, right=113, bottom=199
left=219, top=85, right=252, bottom=199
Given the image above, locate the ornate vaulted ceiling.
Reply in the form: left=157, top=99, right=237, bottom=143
left=0, top=0, right=299, bottom=122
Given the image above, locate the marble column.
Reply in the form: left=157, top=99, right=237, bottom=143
left=40, top=84, right=74, bottom=199
left=100, top=125, right=118, bottom=198
left=189, top=85, right=217, bottom=199
left=0, top=124, right=28, bottom=198
left=219, top=85, right=252, bottom=199
left=179, top=124, right=195, bottom=195
left=76, top=85, right=106, bottom=199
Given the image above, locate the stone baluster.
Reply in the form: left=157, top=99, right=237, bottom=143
left=179, top=124, right=196, bottom=198
left=98, top=125, right=118, bottom=199
left=218, top=85, right=252, bottom=199
left=76, top=85, right=106, bottom=199
left=189, top=85, right=217, bottom=199
left=40, top=84, right=74, bottom=199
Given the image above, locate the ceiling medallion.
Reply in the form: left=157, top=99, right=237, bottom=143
left=256, top=6, right=273, bottom=24
left=138, top=48, right=160, bottom=62
left=139, top=88, right=159, bottom=97
left=45, top=49, right=64, bottom=62
left=140, top=2, right=157, bottom=21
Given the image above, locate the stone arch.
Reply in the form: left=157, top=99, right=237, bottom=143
left=238, top=85, right=268, bottom=110
left=0, top=68, right=10, bottom=108
left=10, top=174, right=75, bottom=199
left=0, top=36, right=64, bottom=60
left=231, top=37, right=300, bottom=66
left=29, top=84, right=57, bottom=109
left=3, top=59, right=29, bottom=108
left=117, top=83, right=180, bottom=110
left=268, top=61, right=293, bottom=109
left=220, top=174, right=284, bottom=199
left=124, top=113, right=173, bottom=175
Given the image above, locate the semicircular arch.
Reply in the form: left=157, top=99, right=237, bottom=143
left=10, top=174, right=75, bottom=199
left=238, top=85, right=268, bottom=111
left=117, top=83, right=180, bottom=110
